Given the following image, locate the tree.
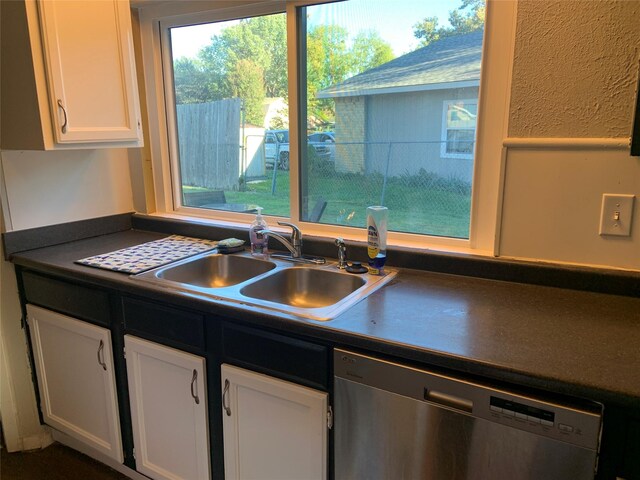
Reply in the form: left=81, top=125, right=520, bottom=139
left=197, top=15, right=287, bottom=100
left=412, top=17, right=441, bottom=47
left=173, top=14, right=395, bottom=127
left=306, top=25, right=352, bottom=124
left=413, top=0, right=485, bottom=47
left=227, top=59, right=265, bottom=126
left=351, top=30, right=395, bottom=73
left=306, top=26, right=394, bottom=125
left=173, top=57, right=217, bottom=105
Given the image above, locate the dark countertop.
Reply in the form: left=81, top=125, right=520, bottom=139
left=9, top=229, right=640, bottom=409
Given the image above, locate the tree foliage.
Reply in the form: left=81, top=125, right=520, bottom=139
left=173, top=57, right=217, bottom=105
left=351, top=30, right=395, bottom=75
left=413, top=0, right=485, bottom=47
left=227, top=59, right=265, bottom=125
left=173, top=14, right=394, bottom=128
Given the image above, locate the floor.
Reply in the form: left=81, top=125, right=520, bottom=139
left=0, top=443, right=129, bottom=480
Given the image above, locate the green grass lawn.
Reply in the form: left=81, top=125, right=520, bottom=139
left=189, top=170, right=471, bottom=238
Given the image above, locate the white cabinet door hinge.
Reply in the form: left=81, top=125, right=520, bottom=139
left=327, top=405, right=333, bottom=430
left=132, top=447, right=136, bottom=459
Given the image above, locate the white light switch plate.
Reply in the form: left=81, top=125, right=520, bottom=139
left=599, top=194, right=635, bottom=236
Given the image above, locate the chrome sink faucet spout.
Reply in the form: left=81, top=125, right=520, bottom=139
left=258, top=221, right=303, bottom=258
left=335, top=237, right=347, bottom=269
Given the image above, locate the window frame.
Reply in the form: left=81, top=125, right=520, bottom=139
left=441, top=99, right=478, bottom=160
left=136, top=0, right=517, bottom=255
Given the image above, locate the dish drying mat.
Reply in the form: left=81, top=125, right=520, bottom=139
left=75, top=235, right=219, bottom=274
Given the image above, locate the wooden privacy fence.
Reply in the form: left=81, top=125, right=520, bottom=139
left=176, top=98, right=241, bottom=190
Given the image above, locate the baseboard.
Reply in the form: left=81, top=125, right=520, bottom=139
left=51, top=430, right=149, bottom=480
left=21, top=428, right=54, bottom=451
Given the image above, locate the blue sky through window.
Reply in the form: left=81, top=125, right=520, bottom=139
left=170, top=0, right=456, bottom=60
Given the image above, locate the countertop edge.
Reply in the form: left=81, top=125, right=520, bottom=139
left=10, top=250, right=640, bottom=411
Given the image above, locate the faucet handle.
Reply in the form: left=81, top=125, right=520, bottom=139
left=277, top=221, right=302, bottom=245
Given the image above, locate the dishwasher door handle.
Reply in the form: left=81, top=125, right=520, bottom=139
left=424, top=388, right=473, bottom=413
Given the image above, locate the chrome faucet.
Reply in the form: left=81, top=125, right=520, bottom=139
left=259, top=221, right=303, bottom=258
left=335, top=237, right=347, bottom=269
left=257, top=222, right=325, bottom=265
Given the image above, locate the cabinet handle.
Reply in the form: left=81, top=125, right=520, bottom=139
left=222, top=379, right=231, bottom=416
left=190, top=369, right=200, bottom=405
left=57, top=99, right=68, bottom=133
left=97, top=340, right=107, bottom=371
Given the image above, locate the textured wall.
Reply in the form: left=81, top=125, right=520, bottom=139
left=509, top=0, right=640, bottom=138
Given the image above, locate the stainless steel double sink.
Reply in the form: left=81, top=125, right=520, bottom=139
left=133, top=251, right=396, bottom=321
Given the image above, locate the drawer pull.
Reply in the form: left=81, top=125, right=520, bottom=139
left=57, top=99, right=68, bottom=133
left=97, top=340, right=107, bottom=371
left=190, top=369, right=200, bottom=405
left=222, top=379, right=231, bottom=416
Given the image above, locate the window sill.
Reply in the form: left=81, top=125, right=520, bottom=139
left=131, top=212, right=639, bottom=297
left=140, top=211, right=493, bottom=258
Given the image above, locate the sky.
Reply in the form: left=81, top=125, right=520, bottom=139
left=170, top=0, right=457, bottom=60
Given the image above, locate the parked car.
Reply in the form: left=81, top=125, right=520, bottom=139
left=307, top=131, right=335, bottom=164
left=264, top=130, right=335, bottom=170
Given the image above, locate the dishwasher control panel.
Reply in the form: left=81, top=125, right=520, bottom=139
left=482, top=393, right=601, bottom=450
left=490, top=396, right=555, bottom=425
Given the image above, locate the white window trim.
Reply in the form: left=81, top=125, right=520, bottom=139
left=441, top=99, right=477, bottom=160
left=135, top=0, right=517, bottom=256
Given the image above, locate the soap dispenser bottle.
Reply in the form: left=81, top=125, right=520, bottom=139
left=367, top=205, right=388, bottom=274
left=249, top=207, right=268, bottom=254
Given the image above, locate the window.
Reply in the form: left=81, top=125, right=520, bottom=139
left=142, top=0, right=515, bottom=251
left=167, top=13, right=290, bottom=215
left=441, top=99, right=478, bottom=159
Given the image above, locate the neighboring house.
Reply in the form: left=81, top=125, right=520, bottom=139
left=263, top=97, right=288, bottom=129
left=317, top=29, right=483, bottom=181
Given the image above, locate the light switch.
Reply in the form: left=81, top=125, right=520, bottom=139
left=599, top=194, right=635, bottom=236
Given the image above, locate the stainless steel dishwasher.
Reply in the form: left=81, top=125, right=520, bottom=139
left=334, top=349, right=603, bottom=480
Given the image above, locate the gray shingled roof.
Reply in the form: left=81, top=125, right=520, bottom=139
left=317, top=29, right=483, bottom=98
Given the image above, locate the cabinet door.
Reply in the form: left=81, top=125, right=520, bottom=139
left=125, top=335, right=210, bottom=480
left=27, top=304, right=123, bottom=462
left=221, top=364, right=328, bottom=480
left=37, top=0, right=141, bottom=144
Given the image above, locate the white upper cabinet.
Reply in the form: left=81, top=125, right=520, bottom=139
left=38, top=0, right=142, bottom=144
left=0, top=0, right=143, bottom=150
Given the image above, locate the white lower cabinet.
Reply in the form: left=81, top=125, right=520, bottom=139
left=124, top=335, right=210, bottom=480
left=221, top=364, right=328, bottom=480
left=26, top=304, right=123, bottom=462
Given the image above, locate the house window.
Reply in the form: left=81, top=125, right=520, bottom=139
left=441, top=100, right=478, bottom=159
left=300, top=2, right=483, bottom=238
left=166, top=12, right=290, bottom=216
left=142, top=0, right=513, bottom=250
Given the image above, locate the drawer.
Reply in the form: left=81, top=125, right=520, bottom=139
left=222, top=322, right=329, bottom=391
left=122, top=297, right=205, bottom=351
left=21, top=271, right=110, bottom=327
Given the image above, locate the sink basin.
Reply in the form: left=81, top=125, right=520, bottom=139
left=155, top=254, right=276, bottom=288
left=134, top=251, right=396, bottom=321
left=240, top=267, right=366, bottom=308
